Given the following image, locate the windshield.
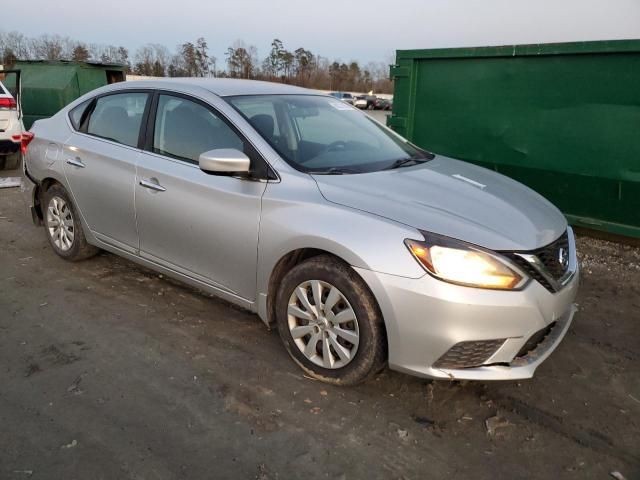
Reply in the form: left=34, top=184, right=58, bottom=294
left=227, top=94, right=431, bottom=174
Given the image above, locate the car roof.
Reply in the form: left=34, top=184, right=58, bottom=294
left=112, top=78, right=320, bottom=97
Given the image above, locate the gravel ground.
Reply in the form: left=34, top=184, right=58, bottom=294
left=0, top=170, right=638, bottom=479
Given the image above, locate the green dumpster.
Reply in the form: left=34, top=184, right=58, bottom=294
left=1, top=60, right=125, bottom=130
left=388, top=40, right=640, bottom=238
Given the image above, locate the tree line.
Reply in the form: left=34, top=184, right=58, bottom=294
left=0, top=31, right=393, bottom=93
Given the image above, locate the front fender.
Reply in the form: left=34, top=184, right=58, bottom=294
left=256, top=174, right=426, bottom=321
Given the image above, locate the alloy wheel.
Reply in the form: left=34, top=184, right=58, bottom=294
left=287, top=280, right=360, bottom=369
left=46, top=196, right=75, bottom=251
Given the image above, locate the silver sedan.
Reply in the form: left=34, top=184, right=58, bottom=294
left=23, top=79, right=578, bottom=385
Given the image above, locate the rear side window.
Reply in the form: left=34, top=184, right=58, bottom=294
left=86, top=92, right=149, bottom=147
left=69, top=99, right=92, bottom=130
left=152, top=94, right=244, bottom=164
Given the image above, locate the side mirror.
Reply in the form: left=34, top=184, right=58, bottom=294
left=199, top=148, right=250, bottom=175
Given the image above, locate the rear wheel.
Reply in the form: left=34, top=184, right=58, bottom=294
left=276, top=255, right=386, bottom=385
left=43, top=184, right=99, bottom=261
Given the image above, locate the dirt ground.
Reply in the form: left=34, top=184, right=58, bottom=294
left=1, top=174, right=638, bottom=480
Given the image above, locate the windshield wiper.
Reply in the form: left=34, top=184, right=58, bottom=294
left=309, top=167, right=361, bottom=175
left=384, top=157, right=431, bottom=170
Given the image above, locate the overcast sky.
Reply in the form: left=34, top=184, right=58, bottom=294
left=6, top=0, right=640, bottom=64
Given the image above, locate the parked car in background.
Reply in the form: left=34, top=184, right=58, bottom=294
left=24, top=79, right=578, bottom=386
left=328, top=92, right=354, bottom=105
left=374, top=97, right=392, bottom=110
left=0, top=80, right=24, bottom=170
left=354, top=97, right=367, bottom=109
left=354, top=94, right=376, bottom=110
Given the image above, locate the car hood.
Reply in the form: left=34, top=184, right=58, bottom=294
left=312, top=156, right=567, bottom=251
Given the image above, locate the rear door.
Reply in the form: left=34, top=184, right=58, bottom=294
left=135, top=92, right=267, bottom=300
left=63, top=90, right=150, bottom=252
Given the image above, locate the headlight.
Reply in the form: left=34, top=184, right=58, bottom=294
left=405, top=232, right=527, bottom=290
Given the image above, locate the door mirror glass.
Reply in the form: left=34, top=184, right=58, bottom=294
left=199, top=148, right=250, bottom=174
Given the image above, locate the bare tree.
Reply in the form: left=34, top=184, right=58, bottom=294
left=30, top=34, right=65, bottom=60
left=133, top=45, right=154, bottom=75
left=1, top=31, right=32, bottom=60
left=133, top=44, right=171, bottom=76
left=0, top=29, right=395, bottom=92
left=226, top=40, right=258, bottom=79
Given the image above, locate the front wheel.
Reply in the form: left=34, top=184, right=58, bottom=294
left=43, top=184, right=99, bottom=261
left=276, top=255, right=386, bottom=385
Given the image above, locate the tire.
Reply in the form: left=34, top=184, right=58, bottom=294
left=276, top=255, right=386, bottom=385
left=42, top=183, right=99, bottom=261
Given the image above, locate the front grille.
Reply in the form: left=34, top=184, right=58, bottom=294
left=509, top=258, right=555, bottom=291
left=516, top=322, right=556, bottom=358
left=503, top=230, right=570, bottom=293
left=434, top=339, right=505, bottom=369
left=534, top=231, right=569, bottom=278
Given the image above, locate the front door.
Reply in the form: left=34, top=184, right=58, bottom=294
left=135, top=93, right=266, bottom=300
left=63, top=91, right=150, bottom=252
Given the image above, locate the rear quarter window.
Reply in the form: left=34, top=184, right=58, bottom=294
left=69, top=99, right=92, bottom=130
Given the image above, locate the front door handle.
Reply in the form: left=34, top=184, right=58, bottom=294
left=66, top=158, right=85, bottom=168
left=139, top=178, right=166, bottom=192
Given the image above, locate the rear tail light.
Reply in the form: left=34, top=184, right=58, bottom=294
left=21, top=132, right=34, bottom=155
left=0, top=97, right=17, bottom=110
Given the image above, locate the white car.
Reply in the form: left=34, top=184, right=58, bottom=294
left=354, top=98, right=368, bottom=109
left=0, top=80, right=24, bottom=170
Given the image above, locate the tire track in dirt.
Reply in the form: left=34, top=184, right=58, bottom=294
left=489, top=391, right=640, bottom=467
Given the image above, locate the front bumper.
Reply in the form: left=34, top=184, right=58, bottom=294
left=355, top=258, right=579, bottom=381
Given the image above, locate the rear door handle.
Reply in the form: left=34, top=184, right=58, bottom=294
left=139, top=178, right=166, bottom=192
left=66, top=158, right=85, bottom=168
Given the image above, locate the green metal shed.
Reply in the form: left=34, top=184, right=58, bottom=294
left=1, top=60, right=126, bottom=130
left=388, top=40, right=640, bottom=238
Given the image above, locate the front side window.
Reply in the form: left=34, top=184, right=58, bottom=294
left=87, top=92, right=149, bottom=147
left=152, top=94, right=244, bottom=164
left=228, top=94, right=430, bottom=173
